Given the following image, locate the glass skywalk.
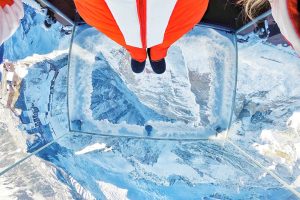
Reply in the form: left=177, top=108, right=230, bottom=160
left=68, top=24, right=238, bottom=139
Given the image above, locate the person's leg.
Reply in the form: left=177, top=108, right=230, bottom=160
left=125, top=46, right=147, bottom=62
left=149, top=0, right=209, bottom=61
left=74, top=0, right=147, bottom=62
left=6, top=90, right=13, bottom=108
left=12, top=90, right=20, bottom=110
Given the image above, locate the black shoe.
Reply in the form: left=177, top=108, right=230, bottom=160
left=131, top=58, right=146, bottom=73
left=147, top=49, right=166, bottom=74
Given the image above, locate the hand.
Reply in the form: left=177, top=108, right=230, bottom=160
left=0, top=0, right=24, bottom=45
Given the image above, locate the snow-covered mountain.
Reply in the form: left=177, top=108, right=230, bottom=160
left=1, top=2, right=300, bottom=200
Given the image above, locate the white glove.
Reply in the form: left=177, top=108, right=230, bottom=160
left=269, top=0, right=300, bottom=55
left=0, top=0, right=24, bottom=45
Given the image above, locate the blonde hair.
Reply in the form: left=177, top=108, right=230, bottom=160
left=237, top=0, right=269, bottom=19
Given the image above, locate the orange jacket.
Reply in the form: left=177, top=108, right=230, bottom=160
left=74, top=0, right=209, bottom=62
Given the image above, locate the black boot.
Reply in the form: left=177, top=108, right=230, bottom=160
left=131, top=58, right=146, bottom=73
left=147, top=49, right=166, bottom=74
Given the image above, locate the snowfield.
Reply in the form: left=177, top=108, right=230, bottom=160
left=0, top=2, right=300, bottom=200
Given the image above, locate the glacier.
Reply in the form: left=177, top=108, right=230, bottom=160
left=0, top=2, right=300, bottom=200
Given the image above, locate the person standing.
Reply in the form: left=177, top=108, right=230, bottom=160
left=74, top=0, right=209, bottom=74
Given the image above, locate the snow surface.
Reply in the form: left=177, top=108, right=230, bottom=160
left=98, top=181, right=128, bottom=200
left=1, top=3, right=300, bottom=199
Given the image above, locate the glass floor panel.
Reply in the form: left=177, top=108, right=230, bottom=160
left=0, top=132, right=298, bottom=200
left=68, top=24, right=237, bottom=139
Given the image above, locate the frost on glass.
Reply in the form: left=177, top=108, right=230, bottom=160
left=68, top=24, right=237, bottom=139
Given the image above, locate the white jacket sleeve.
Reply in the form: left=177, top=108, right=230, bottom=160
left=269, top=0, right=300, bottom=55
left=0, top=0, right=24, bottom=45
